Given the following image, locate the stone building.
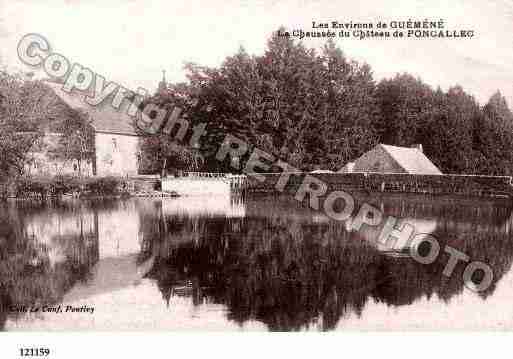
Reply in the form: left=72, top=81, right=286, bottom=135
left=348, top=144, right=442, bottom=175
left=26, top=81, right=141, bottom=177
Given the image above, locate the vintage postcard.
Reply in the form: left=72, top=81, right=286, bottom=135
left=0, top=0, right=513, bottom=355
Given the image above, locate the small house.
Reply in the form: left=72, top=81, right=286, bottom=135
left=348, top=144, right=442, bottom=175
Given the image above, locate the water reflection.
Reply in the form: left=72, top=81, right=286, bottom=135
left=1, top=194, right=512, bottom=331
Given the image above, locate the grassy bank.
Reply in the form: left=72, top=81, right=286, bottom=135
left=1, top=175, right=130, bottom=201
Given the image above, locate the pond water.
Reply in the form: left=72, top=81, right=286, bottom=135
left=0, top=194, right=512, bottom=331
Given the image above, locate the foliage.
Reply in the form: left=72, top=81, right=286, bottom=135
left=0, top=71, right=88, bottom=180
left=141, top=31, right=382, bottom=172
left=374, top=74, right=513, bottom=175
left=47, top=109, right=95, bottom=175
left=158, top=28, right=513, bottom=175
left=137, top=81, right=205, bottom=174
left=13, top=175, right=126, bottom=199
left=84, top=176, right=124, bottom=196
left=0, top=72, right=46, bottom=179
left=140, top=136, right=203, bottom=175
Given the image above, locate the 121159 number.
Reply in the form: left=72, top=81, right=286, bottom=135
left=19, top=348, right=50, bottom=357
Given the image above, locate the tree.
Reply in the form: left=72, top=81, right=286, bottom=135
left=139, top=82, right=204, bottom=174
left=428, top=86, right=480, bottom=173
left=475, top=91, right=513, bottom=175
left=256, top=31, right=325, bottom=168
left=181, top=30, right=380, bottom=171
left=47, top=109, right=95, bottom=175
left=0, top=71, right=55, bottom=179
left=184, top=47, right=267, bottom=171
left=140, top=136, right=203, bottom=175
left=318, top=39, right=379, bottom=170
left=138, top=27, right=513, bottom=176
left=374, top=73, right=435, bottom=147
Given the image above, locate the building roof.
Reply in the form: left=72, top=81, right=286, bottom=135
left=44, top=81, right=139, bottom=136
left=378, top=144, right=442, bottom=175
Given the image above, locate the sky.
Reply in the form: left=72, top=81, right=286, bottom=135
left=1, top=0, right=513, bottom=106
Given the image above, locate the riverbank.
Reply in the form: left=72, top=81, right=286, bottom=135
left=0, top=175, right=178, bottom=201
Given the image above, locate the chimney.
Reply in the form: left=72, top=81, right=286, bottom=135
left=412, top=144, right=423, bottom=153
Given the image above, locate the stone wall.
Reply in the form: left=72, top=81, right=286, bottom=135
left=95, top=133, right=140, bottom=176
left=246, top=172, right=513, bottom=199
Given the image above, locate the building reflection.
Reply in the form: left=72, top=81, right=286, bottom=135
left=0, top=200, right=151, bottom=329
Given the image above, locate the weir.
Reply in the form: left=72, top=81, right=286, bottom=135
left=161, top=172, right=247, bottom=196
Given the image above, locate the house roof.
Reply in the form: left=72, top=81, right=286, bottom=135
left=378, top=144, right=442, bottom=175
left=44, top=80, right=139, bottom=136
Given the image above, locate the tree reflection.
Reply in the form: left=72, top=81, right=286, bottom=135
left=146, top=195, right=513, bottom=331
left=0, top=203, right=98, bottom=330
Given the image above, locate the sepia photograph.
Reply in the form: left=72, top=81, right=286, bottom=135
left=1, top=0, right=513, bottom=355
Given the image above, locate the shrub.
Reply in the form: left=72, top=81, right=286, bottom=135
left=15, top=176, right=52, bottom=199
left=52, top=175, right=83, bottom=195
left=0, top=174, right=17, bottom=201
left=85, top=176, right=122, bottom=195
left=13, top=175, right=127, bottom=199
